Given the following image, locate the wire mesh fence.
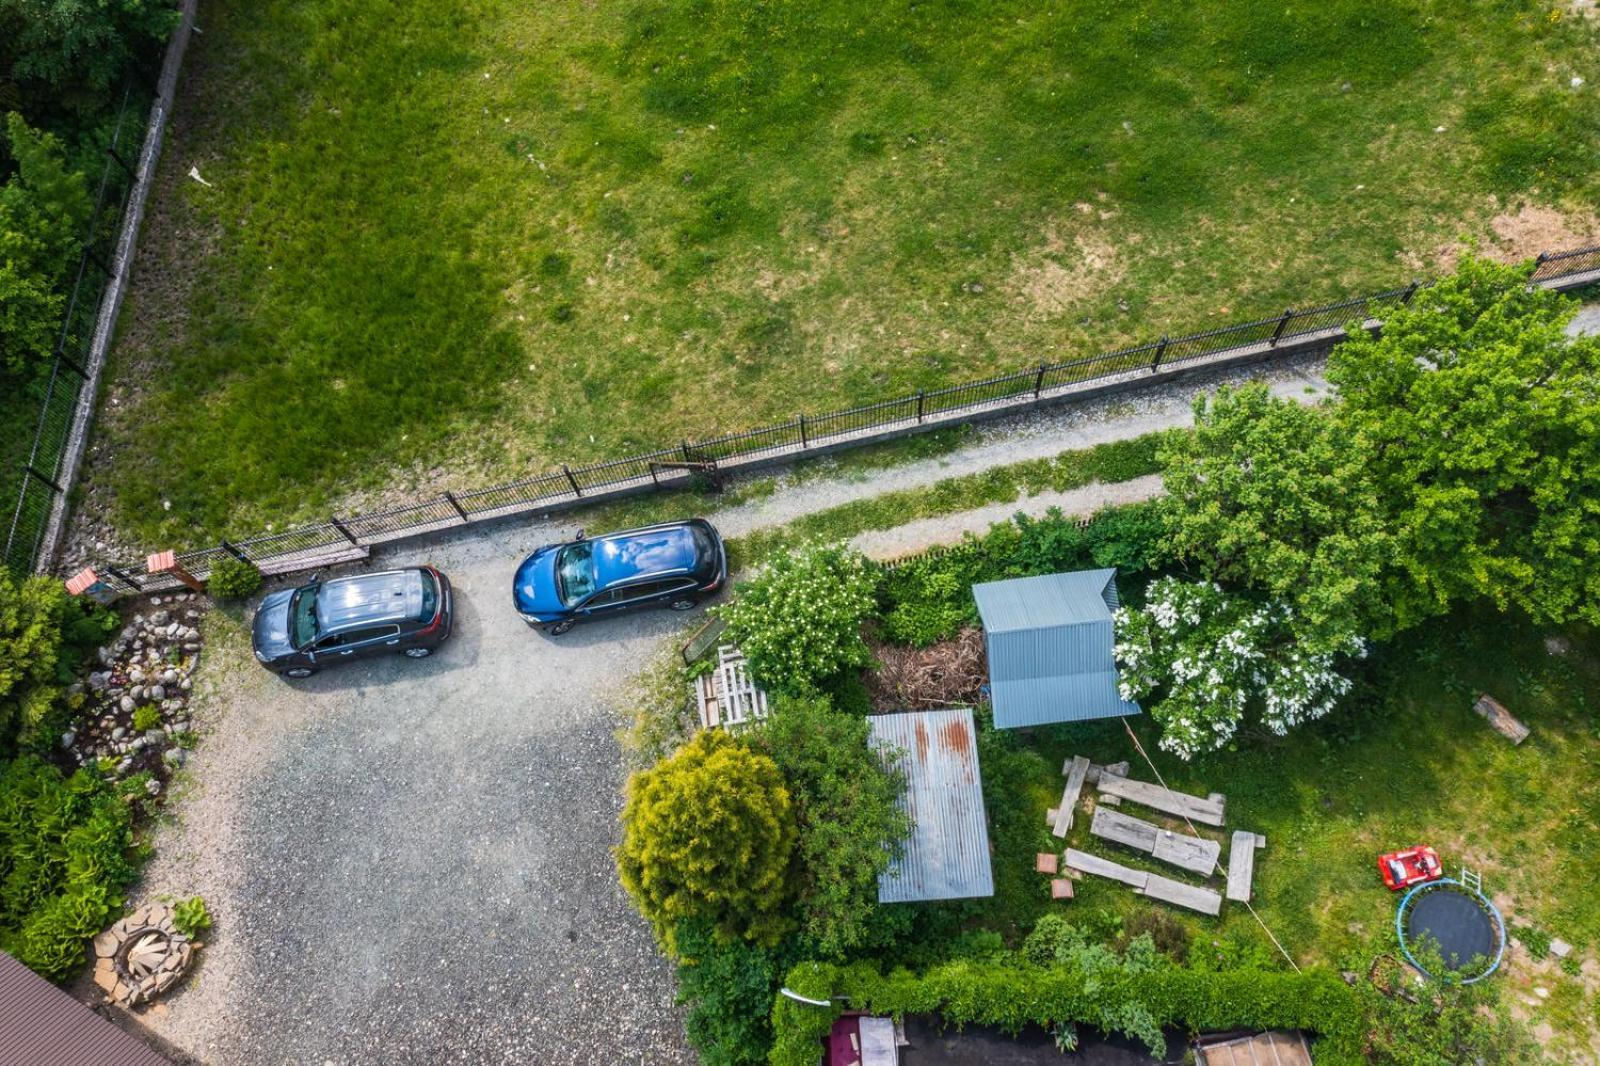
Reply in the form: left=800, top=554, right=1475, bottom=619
left=2, top=86, right=149, bottom=575
left=34, top=236, right=1600, bottom=593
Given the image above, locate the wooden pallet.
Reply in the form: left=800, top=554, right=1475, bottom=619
left=695, top=645, right=769, bottom=730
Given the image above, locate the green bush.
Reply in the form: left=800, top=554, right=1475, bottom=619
left=172, top=895, right=210, bottom=938
left=207, top=556, right=263, bottom=600
left=749, top=695, right=908, bottom=960
left=130, top=705, right=160, bottom=732
left=715, top=543, right=877, bottom=696
left=0, top=756, right=137, bottom=980
left=770, top=957, right=1369, bottom=1066
left=674, top=918, right=789, bottom=1066
left=617, top=729, right=797, bottom=952
left=1, top=566, right=118, bottom=756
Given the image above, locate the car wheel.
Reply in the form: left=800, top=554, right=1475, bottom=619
left=668, top=597, right=700, bottom=612
left=283, top=667, right=315, bottom=679
left=547, top=619, right=576, bottom=636
left=402, top=646, right=432, bottom=659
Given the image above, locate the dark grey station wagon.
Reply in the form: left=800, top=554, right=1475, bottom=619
left=251, top=566, right=453, bottom=678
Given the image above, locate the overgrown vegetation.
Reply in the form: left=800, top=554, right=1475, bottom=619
left=0, top=567, right=118, bottom=757
left=206, top=555, right=263, bottom=601
left=88, top=0, right=1600, bottom=542
left=0, top=755, right=138, bottom=980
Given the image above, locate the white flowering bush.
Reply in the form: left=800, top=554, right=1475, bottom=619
left=715, top=543, right=878, bottom=696
left=1115, top=578, right=1364, bottom=760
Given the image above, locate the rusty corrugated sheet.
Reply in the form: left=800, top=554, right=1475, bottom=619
left=869, top=708, right=994, bottom=903
left=0, top=951, right=171, bottom=1066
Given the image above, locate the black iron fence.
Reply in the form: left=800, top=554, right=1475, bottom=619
left=2, top=87, right=148, bottom=575
left=62, top=241, right=1600, bottom=595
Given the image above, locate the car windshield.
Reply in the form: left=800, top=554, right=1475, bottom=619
left=290, top=587, right=320, bottom=648
left=555, top=542, right=597, bottom=606
left=417, top=571, right=438, bottom=621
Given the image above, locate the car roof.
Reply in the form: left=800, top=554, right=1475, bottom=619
left=315, top=569, right=427, bottom=630
left=590, top=522, right=708, bottom=590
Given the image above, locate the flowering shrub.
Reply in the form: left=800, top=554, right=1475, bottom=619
left=1115, top=579, right=1364, bottom=759
left=715, top=544, right=878, bottom=696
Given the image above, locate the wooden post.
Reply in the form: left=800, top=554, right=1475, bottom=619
left=147, top=550, right=205, bottom=594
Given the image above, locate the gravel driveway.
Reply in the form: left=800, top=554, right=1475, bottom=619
left=131, top=527, right=701, bottom=1065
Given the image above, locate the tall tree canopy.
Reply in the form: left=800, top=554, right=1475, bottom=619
left=1328, top=256, right=1600, bottom=629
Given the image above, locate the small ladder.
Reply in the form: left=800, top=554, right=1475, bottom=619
left=1459, top=866, right=1483, bottom=893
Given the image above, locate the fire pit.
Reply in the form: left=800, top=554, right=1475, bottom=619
left=91, top=903, right=195, bottom=1006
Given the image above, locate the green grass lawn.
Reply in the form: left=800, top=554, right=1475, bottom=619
left=973, top=606, right=1600, bottom=1060
left=91, top=0, right=1600, bottom=544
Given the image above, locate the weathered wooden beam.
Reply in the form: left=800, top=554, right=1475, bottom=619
left=1472, top=693, right=1530, bottom=744
left=1064, top=848, right=1149, bottom=889
left=1097, top=772, right=1225, bottom=826
left=1052, top=756, right=1091, bottom=837
left=1092, top=807, right=1219, bottom=875
left=1227, top=830, right=1261, bottom=902
left=1140, top=872, right=1222, bottom=916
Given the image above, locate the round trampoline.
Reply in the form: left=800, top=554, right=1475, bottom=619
left=1395, top=878, right=1505, bottom=983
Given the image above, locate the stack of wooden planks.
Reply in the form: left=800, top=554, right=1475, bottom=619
left=1090, top=807, right=1220, bottom=876
left=1096, top=771, right=1226, bottom=826
left=695, top=645, right=770, bottom=730
left=1064, top=849, right=1223, bottom=916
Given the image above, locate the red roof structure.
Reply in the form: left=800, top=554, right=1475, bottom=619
left=0, top=951, right=172, bottom=1066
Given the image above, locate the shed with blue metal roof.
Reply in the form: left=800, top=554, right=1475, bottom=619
left=971, top=568, right=1141, bottom=729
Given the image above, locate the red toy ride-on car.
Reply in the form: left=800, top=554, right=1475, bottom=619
left=1378, top=845, right=1443, bottom=891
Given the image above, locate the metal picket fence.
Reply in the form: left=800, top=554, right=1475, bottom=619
left=73, top=242, right=1600, bottom=597
left=2, top=87, right=149, bottom=575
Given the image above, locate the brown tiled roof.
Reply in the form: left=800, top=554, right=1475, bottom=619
left=0, top=951, right=171, bottom=1066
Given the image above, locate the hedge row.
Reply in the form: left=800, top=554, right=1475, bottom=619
left=770, top=959, right=1366, bottom=1066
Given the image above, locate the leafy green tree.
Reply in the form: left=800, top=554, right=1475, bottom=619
left=0, top=112, right=92, bottom=375
left=1361, top=954, right=1539, bottom=1066
left=715, top=543, right=877, bottom=695
left=0, top=0, right=177, bottom=103
left=750, top=695, right=908, bottom=959
left=617, top=729, right=797, bottom=953
left=1159, top=383, right=1392, bottom=649
left=1329, top=255, right=1600, bottom=630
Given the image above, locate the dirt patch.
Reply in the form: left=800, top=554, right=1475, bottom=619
left=865, top=628, right=987, bottom=712
left=1009, top=221, right=1126, bottom=317
left=1433, top=203, right=1600, bottom=272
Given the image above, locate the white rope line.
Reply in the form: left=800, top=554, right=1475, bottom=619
left=1121, top=720, right=1303, bottom=974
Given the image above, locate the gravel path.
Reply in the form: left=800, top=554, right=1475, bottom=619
left=118, top=351, right=1329, bottom=1064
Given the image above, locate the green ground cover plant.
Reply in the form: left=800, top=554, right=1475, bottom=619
left=0, top=755, right=138, bottom=980
left=90, top=0, right=1600, bottom=543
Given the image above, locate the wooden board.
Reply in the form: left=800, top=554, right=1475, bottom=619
left=1151, top=833, right=1220, bottom=877
left=1090, top=806, right=1159, bottom=851
left=1226, top=831, right=1259, bottom=902
left=1092, top=808, right=1217, bottom=875
left=1140, top=872, right=1223, bottom=916
left=1473, top=693, right=1530, bottom=744
left=1063, top=848, right=1149, bottom=890
left=1097, top=772, right=1225, bottom=826
left=1052, top=756, right=1091, bottom=837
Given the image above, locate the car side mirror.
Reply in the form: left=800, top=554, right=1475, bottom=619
left=574, top=529, right=586, bottom=541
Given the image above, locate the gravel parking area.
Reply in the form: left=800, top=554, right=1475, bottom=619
left=129, top=527, right=701, bottom=1065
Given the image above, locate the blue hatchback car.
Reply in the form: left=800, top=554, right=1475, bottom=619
left=512, top=519, right=727, bottom=634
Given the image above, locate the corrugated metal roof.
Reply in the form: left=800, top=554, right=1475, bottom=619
left=970, top=569, right=1118, bottom=631
left=972, top=569, right=1140, bottom=728
left=869, top=708, right=995, bottom=903
left=0, top=951, right=172, bottom=1066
